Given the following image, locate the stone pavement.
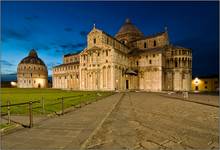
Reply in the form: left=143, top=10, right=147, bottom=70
left=84, top=92, right=219, bottom=150
left=1, top=92, right=219, bottom=150
left=1, top=93, right=123, bottom=149
left=1, top=115, right=47, bottom=128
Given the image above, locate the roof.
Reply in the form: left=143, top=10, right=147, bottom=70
left=143, top=31, right=166, bottom=39
left=102, top=31, right=129, bottom=48
left=53, top=62, right=79, bottom=68
left=115, top=19, right=144, bottom=40
left=171, top=45, right=191, bottom=50
left=125, top=69, right=138, bottom=75
left=64, top=51, right=81, bottom=57
left=19, top=49, right=46, bottom=66
left=128, top=46, right=164, bottom=56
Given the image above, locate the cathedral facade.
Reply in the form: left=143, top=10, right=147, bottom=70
left=53, top=19, right=192, bottom=91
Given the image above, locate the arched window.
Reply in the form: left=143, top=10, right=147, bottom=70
left=144, top=42, right=147, bottom=48
left=175, top=61, right=178, bottom=67
left=149, top=60, right=152, bottom=64
left=153, top=40, right=156, bottom=47
left=93, top=38, right=96, bottom=44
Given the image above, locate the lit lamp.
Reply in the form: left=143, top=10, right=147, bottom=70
left=194, top=77, right=200, bottom=85
left=10, top=81, right=17, bottom=87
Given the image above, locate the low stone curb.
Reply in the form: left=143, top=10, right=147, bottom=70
left=160, top=94, right=219, bottom=108
left=1, top=124, right=23, bottom=136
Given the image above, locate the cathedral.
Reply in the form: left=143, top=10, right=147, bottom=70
left=52, top=19, right=192, bottom=91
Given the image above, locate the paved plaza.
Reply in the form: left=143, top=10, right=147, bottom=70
left=1, top=92, right=219, bottom=150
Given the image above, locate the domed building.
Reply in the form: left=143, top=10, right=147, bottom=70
left=53, top=19, right=192, bottom=91
left=17, top=49, right=48, bottom=88
left=115, top=18, right=144, bottom=46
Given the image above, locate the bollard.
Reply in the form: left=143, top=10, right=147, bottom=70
left=7, top=100, right=11, bottom=124
left=29, top=101, right=33, bottom=128
left=61, top=97, right=64, bottom=115
left=185, top=92, right=189, bottom=99
left=41, top=97, right=45, bottom=114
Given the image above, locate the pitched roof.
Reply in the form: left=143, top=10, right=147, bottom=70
left=53, top=62, right=79, bottom=68
left=64, top=51, right=81, bottom=57
left=128, top=46, right=164, bottom=56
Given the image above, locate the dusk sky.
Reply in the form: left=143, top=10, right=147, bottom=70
left=1, top=1, right=219, bottom=76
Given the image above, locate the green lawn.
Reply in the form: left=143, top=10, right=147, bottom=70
left=1, top=88, right=114, bottom=115
left=0, top=123, right=12, bottom=129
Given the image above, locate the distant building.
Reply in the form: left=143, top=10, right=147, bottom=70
left=17, top=49, right=48, bottom=88
left=53, top=19, right=192, bottom=91
left=192, top=75, right=219, bottom=92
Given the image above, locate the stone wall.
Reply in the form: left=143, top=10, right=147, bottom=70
left=53, top=63, right=79, bottom=89
left=17, top=64, right=48, bottom=88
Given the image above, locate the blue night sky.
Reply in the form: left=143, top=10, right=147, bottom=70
left=1, top=1, right=219, bottom=76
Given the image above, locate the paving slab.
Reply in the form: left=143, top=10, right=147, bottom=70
left=1, top=92, right=219, bottom=150
left=1, top=93, right=122, bottom=150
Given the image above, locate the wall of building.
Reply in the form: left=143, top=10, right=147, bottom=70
left=53, top=64, right=79, bottom=90
left=134, top=32, right=169, bottom=50
left=191, top=77, right=219, bottom=92
left=63, top=54, right=80, bottom=64
left=17, top=64, right=48, bottom=88
left=137, top=52, right=163, bottom=91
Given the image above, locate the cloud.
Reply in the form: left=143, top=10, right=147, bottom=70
left=35, top=44, right=51, bottom=51
left=64, top=28, right=73, bottom=32
left=54, top=42, right=85, bottom=55
left=60, top=42, right=86, bottom=50
left=0, top=60, right=15, bottom=67
left=47, top=62, right=61, bottom=71
left=2, top=28, right=30, bottom=41
left=24, top=15, right=39, bottom=21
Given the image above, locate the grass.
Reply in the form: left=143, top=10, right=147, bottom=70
left=1, top=88, right=114, bottom=115
left=0, top=123, right=10, bottom=129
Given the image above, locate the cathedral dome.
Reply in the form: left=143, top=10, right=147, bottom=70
left=19, top=49, right=46, bottom=66
left=115, top=19, right=144, bottom=44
